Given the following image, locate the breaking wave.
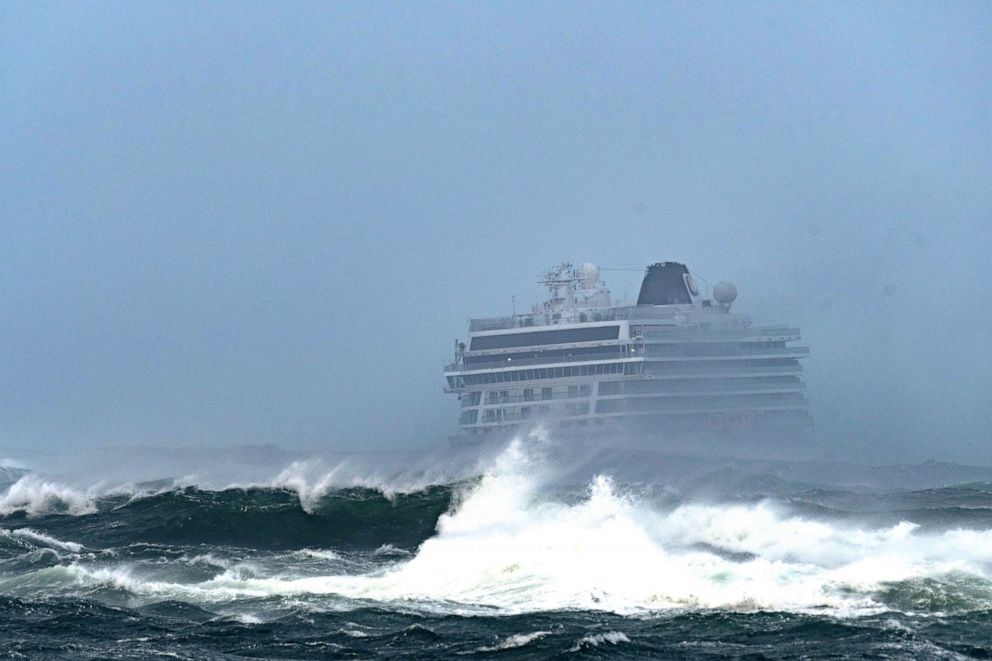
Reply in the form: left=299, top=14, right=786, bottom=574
left=0, top=475, right=99, bottom=517
left=2, top=436, right=992, bottom=617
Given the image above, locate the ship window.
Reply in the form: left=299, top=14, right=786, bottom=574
left=524, top=388, right=534, bottom=401
left=580, top=384, right=591, bottom=396
left=500, top=390, right=509, bottom=403
left=466, top=392, right=481, bottom=406
left=595, top=400, right=620, bottom=413
left=598, top=381, right=620, bottom=395
left=568, top=385, right=579, bottom=398
left=470, top=325, right=621, bottom=350
left=459, top=410, right=478, bottom=425
left=521, top=406, right=531, bottom=419
left=542, top=387, right=552, bottom=400
left=485, top=391, right=498, bottom=405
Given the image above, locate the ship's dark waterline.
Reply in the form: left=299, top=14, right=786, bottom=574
left=2, top=441, right=992, bottom=659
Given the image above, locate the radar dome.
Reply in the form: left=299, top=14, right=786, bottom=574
left=578, top=263, right=600, bottom=287
left=713, top=281, right=738, bottom=305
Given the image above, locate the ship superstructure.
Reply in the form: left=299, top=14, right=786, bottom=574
left=444, top=262, right=810, bottom=444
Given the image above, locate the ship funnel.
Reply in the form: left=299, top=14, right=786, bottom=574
left=636, top=262, right=693, bottom=306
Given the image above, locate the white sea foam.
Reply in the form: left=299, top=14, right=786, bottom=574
left=373, top=544, right=411, bottom=557
left=292, top=548, right=343, bottom=561
left=271, top=460, right=349, bottom=512
left=3, top=528, right=85, bottom=552
left=568, top=631, right=631, bottom=651
left=182, top=553, right=231, bottom=569
left=4, top=435, right=992, bottom=617
left=268, top=456, right=471, bottom=513
left=211, top=436, right=992, bottom=614
left=477, top=630, right=551, bottom=651
left=0, top=475, right=98, bottom=517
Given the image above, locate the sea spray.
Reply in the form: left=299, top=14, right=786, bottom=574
left=3, top=437, right=992, bottom=657
left=0, top=475, right=98, bottom=517
left=2, top=435, right=992, bottom=615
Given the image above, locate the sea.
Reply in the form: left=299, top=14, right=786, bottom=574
left=2, top=432, right=992, bottom=659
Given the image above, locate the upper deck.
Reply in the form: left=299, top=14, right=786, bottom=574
left=469, top=303, right=743, bottom=333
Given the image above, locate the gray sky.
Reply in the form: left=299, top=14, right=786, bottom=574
left=2, top=2, right=990, bottom=461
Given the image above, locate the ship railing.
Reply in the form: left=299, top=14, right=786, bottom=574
left=643, top=346, right=810, bottom=358
left=641, top=364, right=804, bottom=377
left=445, top=351, right=635, bottom=372
left=468, top=314, right=542, bottom=331
left=637, top=326, right=801, bottom=339
left=468, top=305, right=768, bottom=332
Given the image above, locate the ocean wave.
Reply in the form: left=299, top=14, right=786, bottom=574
left=0, top=482, right=454, bottom=552
left=568, top=631, right=631, bottom=652
left=0, top=475, right=99, bottom=517
left=3, top=436, right=992, bottom=618
left=164, top=437, right=987, bottom=615
left=0, top=527, right=85, bottom=553
left=476, top=630, right=551, bottom=651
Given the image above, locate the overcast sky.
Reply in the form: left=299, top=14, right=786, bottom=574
left=2, top=2, right=990, bottom=462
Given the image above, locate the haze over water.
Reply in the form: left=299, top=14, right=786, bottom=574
left=3, top=2, right=990, bottom=461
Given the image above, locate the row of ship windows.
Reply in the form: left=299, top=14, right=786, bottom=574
left=459, top=392, right=804, bottom=425
left=448, top=362, right=642, bottom=388
left=469, top=325, right=620, bottom=350
left=593, top=392, right=805, bottom=413
left=467, top=419, right=605, bottom=434
left=461, top=376, right=802, bottom=408
left=645, top=341, right=786, bottom=357
left=461, top=384, right=593, bottom=407
left=459, top=401, right=591, bottom=425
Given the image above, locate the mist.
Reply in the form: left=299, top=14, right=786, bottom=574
left=2, top=2, right=989, bottom=464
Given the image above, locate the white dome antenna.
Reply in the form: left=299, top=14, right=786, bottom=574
left=713, top=281, right=738, bottom=308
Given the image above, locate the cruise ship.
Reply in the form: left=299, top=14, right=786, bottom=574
left=444, top=261, right=811, bottom=446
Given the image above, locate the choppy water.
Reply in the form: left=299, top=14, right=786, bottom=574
left=3, top=438, right=992, bottom=659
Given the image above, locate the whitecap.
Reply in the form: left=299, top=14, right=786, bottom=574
left=5, top=528, right=85, bottom=552
left=477, top=630, right=550, bottom=651
left=568, top=631, right=630, bottom=652
left=0, top=475, right=98, bottom=517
